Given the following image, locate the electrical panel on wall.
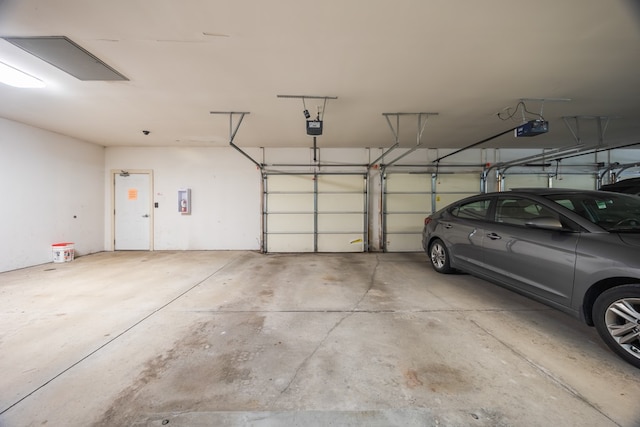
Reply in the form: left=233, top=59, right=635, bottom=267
left=178, top=189, right=191, bottom=215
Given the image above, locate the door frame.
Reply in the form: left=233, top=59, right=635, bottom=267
left=110, top=169, right=154, bottom=251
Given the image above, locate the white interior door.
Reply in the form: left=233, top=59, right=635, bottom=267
left=114, top=172, right=151, bottom=250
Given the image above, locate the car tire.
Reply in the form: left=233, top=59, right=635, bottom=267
left=429, top=238, right=453, bottom=274
left=593, top=284, right=640, bottom=369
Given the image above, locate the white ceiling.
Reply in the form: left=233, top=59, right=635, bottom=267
left=1, top=0, right=640, bottom=151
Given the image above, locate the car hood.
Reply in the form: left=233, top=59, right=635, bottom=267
left=617, top=233, right=640, bottom=247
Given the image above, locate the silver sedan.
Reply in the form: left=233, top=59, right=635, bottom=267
left=423, top=189, right=640, bottom=369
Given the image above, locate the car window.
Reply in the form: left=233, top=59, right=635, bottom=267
left=550, top=197, right=597, bottom=223
left=450, top=199, right=490, bottom=220
left=545, top=193, right=640, bottom=232
left=554, top=199, right=575, bottom=211
left=495, top=197, right=559, bottom=226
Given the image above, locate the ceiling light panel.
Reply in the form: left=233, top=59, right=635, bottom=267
left=0, top=61, right=45, bottom=88
left=2, top=36, right=128, bottom=81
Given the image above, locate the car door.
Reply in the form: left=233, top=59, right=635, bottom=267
left=481, top=196, right=579, bottom=306
left=439, top=197, right=491, bottom=273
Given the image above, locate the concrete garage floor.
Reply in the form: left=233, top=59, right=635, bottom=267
left=1, top=252, right=639, bottom=427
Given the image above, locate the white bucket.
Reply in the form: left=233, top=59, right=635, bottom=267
left=52, top=243, right=75, bottom=263
left=64, top=243, right=75, bottom=262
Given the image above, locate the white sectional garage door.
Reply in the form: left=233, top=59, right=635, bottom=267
left=504, top=174, right=549, bottom=190
left=433, top=173, right=480, bottom=210
left=264, top=173, right=366, bottom=253
left=505, top=174, right=596, bottom=190
left=552, top=174, right=596, bottom=190
left=384, top=172, right=480, bottom=252
left=383, top=173, right=431, bottom=252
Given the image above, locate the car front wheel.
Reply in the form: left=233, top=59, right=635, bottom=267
left=429, top=238, right=452, bottom=274
left=593, top=284, right=640, bottom=369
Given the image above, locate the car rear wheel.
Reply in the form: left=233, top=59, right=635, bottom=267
left=593, top=284, right=640, bottom=369
left=429, top=238, right=452, bottom=274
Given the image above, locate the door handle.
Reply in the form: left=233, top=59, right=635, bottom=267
left=142, top=214, right=149, bottom=218
left=487, top=232, right=501, bottom=240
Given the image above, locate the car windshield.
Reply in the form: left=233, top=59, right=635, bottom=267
left=544, top=193, right=640, bottom=232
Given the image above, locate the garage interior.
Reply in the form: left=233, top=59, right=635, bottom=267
left=1, top=1, right=640, bottom=426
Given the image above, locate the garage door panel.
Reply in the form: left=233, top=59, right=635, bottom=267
left=267, top=214, right=314, bottom=233
left=267, top=234, right=314, bottom=252
left=386, top=194, right=430, bottom=212
left=386, top=213, right=425, bottom=233
left=552, top=175, right=595, bottom=190
left=386, top=234, right=423, bottom=252
left=268, top=174, right=314, bottom=192
left=318, top=194, right=364, bottom=212
left=386, top=174, right=430, bottom=192
left=318, top=213, right=363, bottom=232
left=435, top=193, right=477, bottom=210
left=505, top=175, right=548, bottom=190
left=318, top=234, right=364, bottom=252
left=267, top=194, right=314, bottom=212
left=317, top=175, right=364, bottom=192
left=436, top=173, right=479, bottom=192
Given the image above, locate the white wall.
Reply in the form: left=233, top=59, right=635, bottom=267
left=105, top=147, right=262, bottom=251
left=4, top=119, right=640, bottom=271
left=0, top=118, right=105, bottom=272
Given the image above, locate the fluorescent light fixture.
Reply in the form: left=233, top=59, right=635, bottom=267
left=0, top=61, right=45, bottom=88
left=2, top=36, right=128, bottom=81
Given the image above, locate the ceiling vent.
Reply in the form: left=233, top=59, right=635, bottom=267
left=2, top=36, right=128, bottom=81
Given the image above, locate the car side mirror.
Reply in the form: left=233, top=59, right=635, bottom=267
left=525, top=217, right=564, bottom=230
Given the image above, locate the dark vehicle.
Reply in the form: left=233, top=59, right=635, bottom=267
left=600, top=177, right=640, bottom=196
left=422, top=189, right=640, bottom=369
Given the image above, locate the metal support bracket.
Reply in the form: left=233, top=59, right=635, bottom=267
left=370, top=112, right=439, bottom=168
left=562, top=115, right=613, bottom=147
left=210, top=111, right=262, bottom=169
